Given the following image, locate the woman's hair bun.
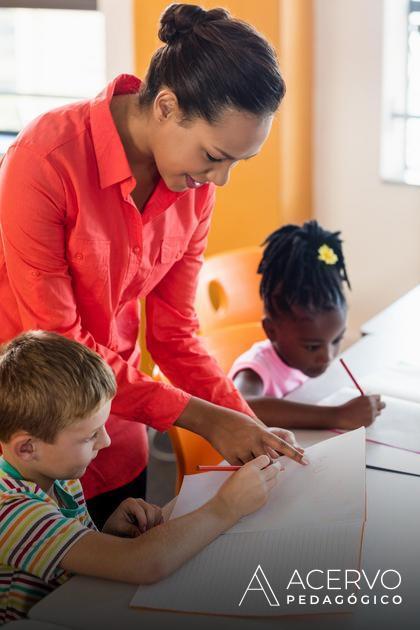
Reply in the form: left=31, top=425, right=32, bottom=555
left=159, top=3, right=229, bottom=45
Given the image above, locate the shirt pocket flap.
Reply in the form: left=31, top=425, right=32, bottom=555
left=68, top=238, right=110, bottom=301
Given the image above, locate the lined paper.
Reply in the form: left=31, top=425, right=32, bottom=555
left=320, top=388, right=420, bottom=476
left=131, top=430, right=366, bottom=616
left=171, top=429, right=366, bottom=533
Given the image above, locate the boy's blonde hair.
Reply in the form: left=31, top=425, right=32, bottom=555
left=0, top=331, right=116, bottom=443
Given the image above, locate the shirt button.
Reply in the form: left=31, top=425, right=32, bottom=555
left=75, top=253, right=83, bottom=260
left=133, top=246, right=140, bottom=255
left=31, top=270, right=40, bottom=277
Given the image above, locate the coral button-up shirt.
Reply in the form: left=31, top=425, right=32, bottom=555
left=0, top=75, right=252, bottom=499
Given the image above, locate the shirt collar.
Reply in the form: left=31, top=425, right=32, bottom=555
left=0, top=456, right=81, bottom=513
left=90, top=74, right=141, bottom=190
left=90, top=74, right=193, bottom=211
left=0, top=456, right=21, bottom=479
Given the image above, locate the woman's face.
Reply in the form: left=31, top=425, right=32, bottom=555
left=150, top=93, right=273, bottom=191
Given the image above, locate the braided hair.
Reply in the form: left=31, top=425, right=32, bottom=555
left=258, top=221, right=351, bottom=316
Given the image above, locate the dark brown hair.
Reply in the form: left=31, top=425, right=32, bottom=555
left=139, top=3, right=285, bottom=122
left=0, top=331, right=116, bottom=443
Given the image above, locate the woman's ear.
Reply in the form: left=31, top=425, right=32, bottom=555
left=153, top=89, right=180, bottom=122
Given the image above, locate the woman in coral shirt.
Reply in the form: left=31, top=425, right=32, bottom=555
left=0, top=4, right=301, bottom=525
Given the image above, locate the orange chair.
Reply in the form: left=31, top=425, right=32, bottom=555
left=168, top=321, right=266, bottom=492
left=200, top=320, right=265, bottom=373
left=169, top=428, right=222, bottom=493
left=195, top=246, right=264, bottom=334
left=152, top=367, right=222, bottom=493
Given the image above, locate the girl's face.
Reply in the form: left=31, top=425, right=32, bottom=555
left=149, top=92, right=273, bottom=191
left=263, top=305, right=347, bottom=378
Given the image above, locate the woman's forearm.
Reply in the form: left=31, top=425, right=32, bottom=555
left=175, top=395, right=265, bottom=437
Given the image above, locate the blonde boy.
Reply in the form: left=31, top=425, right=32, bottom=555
left=0, top=331, right=280, bottom=622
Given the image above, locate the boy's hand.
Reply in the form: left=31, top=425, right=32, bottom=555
left=215, top=455, right=283, bottom=521
left=335, top=395, right=385, bottom=430
left=102, top=498, right=163, bottom=538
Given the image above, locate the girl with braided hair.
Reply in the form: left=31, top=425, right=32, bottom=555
left=230, top=221, right=386, bottom=430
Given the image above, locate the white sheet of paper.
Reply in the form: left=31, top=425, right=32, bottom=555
left=130, top=522, right=362, bottom=616
left=365, top=441, right=420, bottom=476
left=361, top=362, right=420, bottom=403
left=320, top=387, right=420, bottom=452
left=131, top=430, right=366, bottom=616
left=320, top=388, right=420, bottom=476
left=171, top=429, right=366, bottom=533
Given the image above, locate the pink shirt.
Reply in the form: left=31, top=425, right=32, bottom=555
left=229, top=339, right=308, bottom=398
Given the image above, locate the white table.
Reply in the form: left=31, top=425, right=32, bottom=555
left=360, top=284, right=420, bottom=336
left=29, top=333, right=420, bottom=629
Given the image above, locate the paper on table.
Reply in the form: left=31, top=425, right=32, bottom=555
left=131, top=430, right=366, bottom=616
left=361, top=362, right=420, bottom=403
left=171, top=428, right=366, bottom=533
left=320, top=387, right=420, bottom=453
left=131, top=522, right=362, bottom=616
left=319, top=388, right=420, bottom=477
left=365, top=441, right=420, bottom=477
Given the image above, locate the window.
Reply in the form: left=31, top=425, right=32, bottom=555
left=0, top=2, right=105, bottom=137
left=381, top=0, right=420, bottom=186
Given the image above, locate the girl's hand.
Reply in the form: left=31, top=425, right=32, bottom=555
left=102, top=498, right=163, bottom=538
left=335, top=395, right=385, bottom=430
left=215, top=455, right=283, bottom=520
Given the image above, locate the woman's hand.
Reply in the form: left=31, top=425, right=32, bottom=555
left=264, top=427, right=305, bottom=461
left=176, top=396, right=306, bottom=465
left=335, top=394, right=385, bottom=430
left=102, top=498, right=163, bottom=538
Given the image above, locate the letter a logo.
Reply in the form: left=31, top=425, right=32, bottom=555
left=238, top=564, right=280, bottom=607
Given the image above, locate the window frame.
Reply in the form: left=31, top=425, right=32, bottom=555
left=381, top=0, right=420, bottom=186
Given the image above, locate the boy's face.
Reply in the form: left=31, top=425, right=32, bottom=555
left=34, top=399, right=112, bottom=481
left=263, top=305, right=347, bottom=378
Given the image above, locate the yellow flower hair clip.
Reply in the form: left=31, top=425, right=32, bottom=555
left=318, top=244, right=338, bottom=265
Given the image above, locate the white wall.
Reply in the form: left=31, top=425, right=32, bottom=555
left=98, top=0, right=134, bottom=79
left=314, top=0, right=420, bottom=339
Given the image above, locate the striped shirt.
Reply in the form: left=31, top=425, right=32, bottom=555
left=0, top=457, right=96, bottom=623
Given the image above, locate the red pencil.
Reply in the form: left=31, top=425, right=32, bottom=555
left=339, top=358, right=365, bottom=396
left=197, top=465, right=241, bottom=472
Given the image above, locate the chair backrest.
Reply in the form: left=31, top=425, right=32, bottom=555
left=169, top=428, right=222, bottom=493
left=169, top=321, right=266, bottom=492
left=152, top=368, right=222, bottom=494
left=200, top=321, right=266, bottom=373
left=195, top=246, right=264, bottom=334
